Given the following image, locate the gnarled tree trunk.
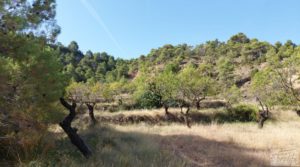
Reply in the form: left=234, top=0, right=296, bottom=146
left=196, top=101, right=200, bottom=110
left=258, top=111, right=268, bottom=128
left=179, top=99, right=185, bottom=114
left=59, top=98, right=92, bottom=158
left=86, top=103, right=97, bottom=125
left=178, top=100, right=191, bottom=128
left=195, top=97, right=205, bottom=110
left=256, top=97, right=269, bottom=129
left=180, top=104, right=184, bottom=114
left=295, top=109, right=300, bottom=117
left=184, top=106, right=191, bottom=128
left=164, top=104, right=169, bottom=115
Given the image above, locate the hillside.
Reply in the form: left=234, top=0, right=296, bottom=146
left=57, top=33, right=299, bottom=110
left=58, top=33, right=295, bottom=85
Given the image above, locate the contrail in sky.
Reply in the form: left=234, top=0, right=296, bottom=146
left=79, top=0, right=125, bottom=54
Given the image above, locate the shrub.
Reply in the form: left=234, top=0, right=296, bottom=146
left=0, top=114, right=55, bottom=164
left=227, top=104, right=259, bottom=122
left=135, top=91, right=162, bottom=109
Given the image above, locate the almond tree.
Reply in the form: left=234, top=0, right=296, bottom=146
left=152, top=69, right=179, bottom=115
left=251, top=68, right=285, bottom=128
left=177, top=64, right=216, bottom=110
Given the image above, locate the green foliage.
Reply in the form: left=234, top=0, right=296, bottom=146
left=228, top=33, right=250, bottom=44
left=131, top=71, right=150, bottom=104
left=135, top=91, right=162, bottom=109
left=68, top=41, right=79, bottom=52
left=157, top=70, right=179, bottom=101
left=132, top=65, right=181, bottom=109
left=58, top=46, right=127, bottom=82
left=241, top=39, right=270, bottom=64
left=217, top=57, right=235, bottom=88
left=227, top=104, right=259, bottom=122
left=216, top=57, right=241, bottom=105
left=0, top=37, right=67, bottom=123
left=54, top=33, right=299, bottom=95
left=164, top=62, right=180, bottom=73
left=0, top=57, right=14, bottom=105
left=277, top=40, right=296, bottom=59
left=0, top=0, right=60, bottom=41
left=271, top=46, right=300, bottom=104
left=65, top=81, right=118, bottom=103
left=177, top=64, right=216, bottom=105
left=250, top=68, right=259, bottom=78
left=223, top=85, right=241, bottom=106
left=65, top=81, right=89, bottom=100
left=251, top=68, right=292, bottom=107
left=0, top=1, right=67, bottom=163
left=109, top=80, right=129, bottom=101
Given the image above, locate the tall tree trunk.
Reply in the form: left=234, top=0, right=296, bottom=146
left=59, top=98, right=92, bottom=158
left=86, top=103, right=97, bottom=125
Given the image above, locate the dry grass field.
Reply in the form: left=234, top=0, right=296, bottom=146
left=113, top=122, right=300, bottom=166
left=46, top=108, right=300, bottom=167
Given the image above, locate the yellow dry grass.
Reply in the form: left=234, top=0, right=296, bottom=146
left=94, top=108, right=300, bottom=166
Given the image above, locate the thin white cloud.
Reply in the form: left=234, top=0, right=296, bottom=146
left=79, top=0, right=125, bottom=54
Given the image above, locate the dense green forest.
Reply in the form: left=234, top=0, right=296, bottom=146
left=1, top=0, right=300, bottom=166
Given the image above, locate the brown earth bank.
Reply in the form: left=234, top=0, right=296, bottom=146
left=81, top=109, right=248, bottom=127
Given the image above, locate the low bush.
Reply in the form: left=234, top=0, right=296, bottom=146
left=0, top=113, right=55, bottom=165
left=135, top=91, right=162, bottom=109
left=227, top=104, right=259, bottom=122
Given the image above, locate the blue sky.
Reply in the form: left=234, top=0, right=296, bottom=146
left=56, top=0, right=300, bottom=59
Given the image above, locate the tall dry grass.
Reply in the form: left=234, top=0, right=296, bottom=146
left=31, top=107, right=300, bottom=166
left=109, top=109, right=300, bottom=166
left=43, top=125, right=186, bottom=167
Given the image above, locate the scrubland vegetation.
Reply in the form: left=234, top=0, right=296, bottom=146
left=1, top=0, right=300, bottom=166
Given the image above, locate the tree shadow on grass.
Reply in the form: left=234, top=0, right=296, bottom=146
left=159, top=134, right=268, bottom=167
left=46, top=124, right=269, bottom=167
